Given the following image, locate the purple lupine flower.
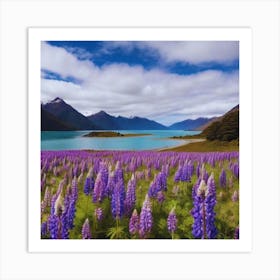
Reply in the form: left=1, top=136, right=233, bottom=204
left=199, top=164, right=209, bottom=182
left=158, top=170, right=167, bottom=191
left=196, top=163, right=201, bottom=178
left=157, top=191, right=165, bottom=204
left=191, top=174, right=217, bottom=239
left=124, top=174, right=136, bottom=214
left=48, top=194, right=61, bottom=239
left=73, top=164, right=79, bottom=177
left=41, top=221, right=48, bottom=237
left=148, top=175, right=158, bottom=198
left=106, top=171, right=115, bottom=198
left=234, top=226, right=239, bottom=239
left=233, top=163, right=239, bottom=178
left=219, top=169, right=227, bottom=188
left=99, top=162, right=109, bottom=188
left=205, top=173, right=218, bottom=239
left=139, top=195, right=153, bottom=238
left=84, top=168, right=94, bottom=195
left=174, top=165, right=183, bottom=182
left=181, top=162, right=192, bottom=182
left=48, top=214, right=59, bottom=239
left=191, top=180, right=205, bottom=238
left=192, top=178, right=201, bottom=201
left=95, top=207, right=103, bottom=221
left=61, top=192, right=71, bottom=239
left=167, top=207, right=177, bottom=236
left=111, top=180, right=125, bottom=219
left=129, top=209, right=139, bottom=235
left=231, top=190, right=239, bottom=202
left=92, top=173, right=104, bottom=203
left=82, top=218, right=91, bottom=239
left=114, top=161, right=124, bottom=183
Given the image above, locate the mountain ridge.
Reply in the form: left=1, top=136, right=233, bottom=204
left=41, top=97, right=237, bottom=132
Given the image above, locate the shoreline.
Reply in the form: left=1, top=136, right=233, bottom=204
left=156, top=138, right=206, bottom=151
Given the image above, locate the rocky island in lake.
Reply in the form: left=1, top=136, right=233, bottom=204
left=83, top=131, right=151, bottom=137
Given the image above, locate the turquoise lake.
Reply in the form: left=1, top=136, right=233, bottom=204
left=41, top=130, right=201, bottom=151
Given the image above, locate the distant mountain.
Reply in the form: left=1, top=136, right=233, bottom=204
left=115, top=116, right=168, bottom=130
left=87, top=111, right=168, bottom=130
left=87, top=111, right=121, bottom=130
left=169, top=117, right=215, bottom=131
left=42, top=97, right=100, bottom=130
left=203, top=105, right=239, bottom=141
left=41, top=106, right=77, bottom=131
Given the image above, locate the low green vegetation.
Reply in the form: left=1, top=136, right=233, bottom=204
left=162, top=139, right=239, bottom=152
left=83, top=131, right=151, bottom=137
left=204, top=110, right=239, bottom=141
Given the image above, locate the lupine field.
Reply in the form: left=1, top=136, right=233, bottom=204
left=41, top=150, right=239, bottom=239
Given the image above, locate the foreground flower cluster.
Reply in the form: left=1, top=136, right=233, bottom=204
left=41, top=150, right=239, bottom=239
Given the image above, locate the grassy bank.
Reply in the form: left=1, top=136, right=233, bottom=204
left=161, top=139, right=239, bottom=152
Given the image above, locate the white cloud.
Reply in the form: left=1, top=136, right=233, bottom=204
left=105, top=41, right=239, bottom=64
left=41, top=42, right=239, bottom=126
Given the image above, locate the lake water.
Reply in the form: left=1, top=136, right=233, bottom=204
left=41, top=130, right=201, bottom=151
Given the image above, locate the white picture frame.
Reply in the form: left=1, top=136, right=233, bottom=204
left=1, top=1, right=279, bottom=280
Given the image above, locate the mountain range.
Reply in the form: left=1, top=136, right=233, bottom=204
left=87, top=110, right=167, bottom=130
left=41, top=97, right=230, bottom=131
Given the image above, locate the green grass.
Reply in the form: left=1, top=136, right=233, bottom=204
left=161, top=139, right=239, bottom=152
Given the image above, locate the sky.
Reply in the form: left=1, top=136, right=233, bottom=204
left=41, top=41, right=239, bottom=126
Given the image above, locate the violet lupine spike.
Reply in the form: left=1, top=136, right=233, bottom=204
left=66, top=177, right=78, bottom=230
left=156, top=191, right=165, bottom=204
left=84, top=168, right=94, bottom=195
left=99, top=162, right=109, bottom=189
left=129, top=209, right=139, bottom=235
left=174, top=165, right=183, bottom=182
left=92, top=173, right=104, bottom=203
left=95, top=207, right=103, bottom=221
left=48, top=214, right=59, bottom=239
left=111, top=180, right=125, bottom=219
left=191, top=180, right=204, bottom=238
left=205, top=173, right=218, bottom=239
left=139, top=194, right=153, bottom=238
left=148, top=175, right=158, bottom=198
left=231, top=190, right=239, bottom=202
left=82, top=218, right=91, bottom=239
left=233, top=163, right=239, bottom=178
left=192, top=178, right=201, bottom=201
left=191, top=176, right=217, bottom=239
left=219, top=169, right=227, bottom=188
left=41, top=221, right=48, bottom=237
left=158, top=170, right=167, bottom=191
left=125, top=174, right=136, bottom=214
left=167, top=207, right=177, bottom=236
left=196, top=163, right=201, bottom=178
left=61, top=193, right=71, bottom=239
left=234, top=226, right=239, bottom=239
left=48, top=194, right=62, bottom=239
left=114, top=161, right=124, bottom=183
left=106, top=171, right=115, bottom=198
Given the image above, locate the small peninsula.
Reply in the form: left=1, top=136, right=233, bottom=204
left=83, top=131, right=151, bottom=138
